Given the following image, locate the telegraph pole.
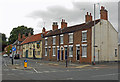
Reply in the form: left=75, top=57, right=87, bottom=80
left=93, top=4, right=96, bottom=65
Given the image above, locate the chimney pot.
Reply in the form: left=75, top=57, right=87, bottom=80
left=52, top=22, right=58, bottom=30
left=90, top=13, right=91, bottom=16
left=87, top=12, right=88, bottom=15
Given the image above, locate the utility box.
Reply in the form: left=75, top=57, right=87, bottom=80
left=24, top=60, right=27, bottom=68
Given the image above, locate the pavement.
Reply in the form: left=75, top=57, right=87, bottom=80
left=2, top=56, right=119, bottom=80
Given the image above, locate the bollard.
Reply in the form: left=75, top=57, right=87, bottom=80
left=24, top=60, right=27, bottom=68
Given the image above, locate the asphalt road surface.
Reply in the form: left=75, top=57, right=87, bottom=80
left=2, top=55, right=119, bottom=80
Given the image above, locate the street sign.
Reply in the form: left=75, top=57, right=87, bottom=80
left=12, top=47, right=16, bottom=51
left=24, top=60, right=27, bottom=62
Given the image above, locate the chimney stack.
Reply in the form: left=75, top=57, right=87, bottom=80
left=22, top=34, right=26, bottom=40
left=18, top=33, right=21, bottom=41
left=100, top=6, right=108, bottom=20
left=42, top=27, right=46, bottom=33
left=52, top=22, right=58, bottom=30
left=85, top=12, right=92, bottom=23
left=28, top=33, right=31, bottom=37
left=61, top=19, right=67, bottom=29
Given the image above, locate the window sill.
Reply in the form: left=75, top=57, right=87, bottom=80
left=69, top=55, right=73, bottom=57
left=69, top=42, right=73, bottom=44
left=53, top=55, right=56, bottom=57
left=82, top=56, right=87, bottom=58
left=82, top=41, right=87, bottom=43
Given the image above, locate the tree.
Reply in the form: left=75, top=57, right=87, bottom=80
left=8, top=25, right=34, bottom=44
left=0, top=33, right=7, bottom=51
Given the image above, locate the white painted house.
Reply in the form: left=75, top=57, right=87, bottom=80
left=92, top=6, right=118, bottom=63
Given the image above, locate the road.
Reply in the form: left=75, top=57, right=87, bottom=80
left=2, top=55, right=119, bottom=80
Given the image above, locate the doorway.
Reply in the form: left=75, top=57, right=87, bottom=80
left=57, top=48, right=60, bottom=61
left=65, top=47, right=67, bottom=60
left=61, top=47, right=64, bottom=61
left=33, top=49, right=36, bottom=59
left=76, top=46, right=80, bottom=61
left=26, top=50, right=28, bottom=58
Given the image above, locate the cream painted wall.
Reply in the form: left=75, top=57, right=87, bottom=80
left=92, top=19, right=118, bottom=62
left=22, top=41, right=42, bottom=58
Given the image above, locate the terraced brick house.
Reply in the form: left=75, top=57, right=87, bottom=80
left=12, top=33, right=26, bottom=58
left=42, top=6, right=118, bottom=64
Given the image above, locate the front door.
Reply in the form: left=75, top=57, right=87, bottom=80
left=61, top=50, right=63, bottom=60
left=57, top=49, right=60, bottom=61
left=26, top=50, right=28, bottom=58
left=76, top=46, right=80, bottom=61
left=48, top=48, right=51, bottom=60
left=33, top=49, right=36, bottom=59
left=65, top=47, right=67, bottom=60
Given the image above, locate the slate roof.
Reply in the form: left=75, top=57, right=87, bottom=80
left=45, top=19, right=100, bottom=37
left=21, top=33, right=42, bottom=45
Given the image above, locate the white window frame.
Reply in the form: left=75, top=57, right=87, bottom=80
left=82, top=30, right=87, bottom=42
left=45, top=37, right=48, bottom=45
left=69, top=33, right=73, bottom=43
left=45, top=48, right=47, bottom=56
left=82, top=44, right=87, bottom=58
left=60, top=34, right=63, bottom=44
left=52, top=46, right=56, bottom=56
left=53, top=36, right=56, bottom=45
left=69, top=45, right=73, bottom=57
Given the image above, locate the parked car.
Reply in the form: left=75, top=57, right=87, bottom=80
left=3, top=54, right=8, bottom=57
left=14, top=54, right=20, bottom=59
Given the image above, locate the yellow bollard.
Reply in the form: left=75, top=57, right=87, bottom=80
left=24, top=60, right=27, bottom=68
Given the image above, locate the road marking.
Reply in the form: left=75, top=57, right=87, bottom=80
left=66, top=78, right=73, bottom=80
left=4, top=63, right=7, bottom=67
left=51, top=71, right=56, bottom=72
left=33, top=68, right=38, bottom=73
left=43, top=71, right=50, bottom=73
left=75, top=65, right=91, bottom=68
left=92, top=73, right=120, bottom=77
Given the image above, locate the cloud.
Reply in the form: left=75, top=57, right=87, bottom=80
left=27, top=2, right=118, bottom=36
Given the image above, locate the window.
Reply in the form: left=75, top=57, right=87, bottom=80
left=38, top=51, right=40, bottom=55
left=69, top=33, right=73, bottom=43
left=53, top=47, right=56, bottom=56
left=69, top=45, right=73, bottom=57
left=30, top=51, right=32, bottom=55
left=17, top=46, right=19, bottom=49
left=60, top=35, right=63, bottom=44
left=82, top=44, right=87, bottom=57
left=53, top=36, right=56, bottom=45
left=45, top=48, right=47, bottom=56
left=37, top=43, right=40, bottom=48
left=45, top=37, right=48, bottom=45
left=82, top=30, right=87, bottom=42
left=115, top=49, right=117, bottom=57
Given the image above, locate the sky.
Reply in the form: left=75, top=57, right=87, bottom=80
left=0, top=0, right=119, bottom=41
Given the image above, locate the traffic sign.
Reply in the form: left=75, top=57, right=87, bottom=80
left=12, top=47, right=16, bottom=51
left=24, top=60, right=27, bottom=62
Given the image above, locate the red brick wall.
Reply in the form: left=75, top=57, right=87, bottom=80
left=42, top=27, right=92, bottom=64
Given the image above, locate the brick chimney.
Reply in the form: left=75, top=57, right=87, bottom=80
left=61, top=19, right=67, bottom=29
left=85, top=12, right=92, bottom=23
left=18, top=33, right=21, bottom=41
left=42, top=27, right=46, bottom=33
left=52, top=22, right=58, bottom=30
left=28, top=33, right=31, bottom=37
left=22, top=34, right=26, bottom=40
left=100, top=6, right=108, bottom=20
